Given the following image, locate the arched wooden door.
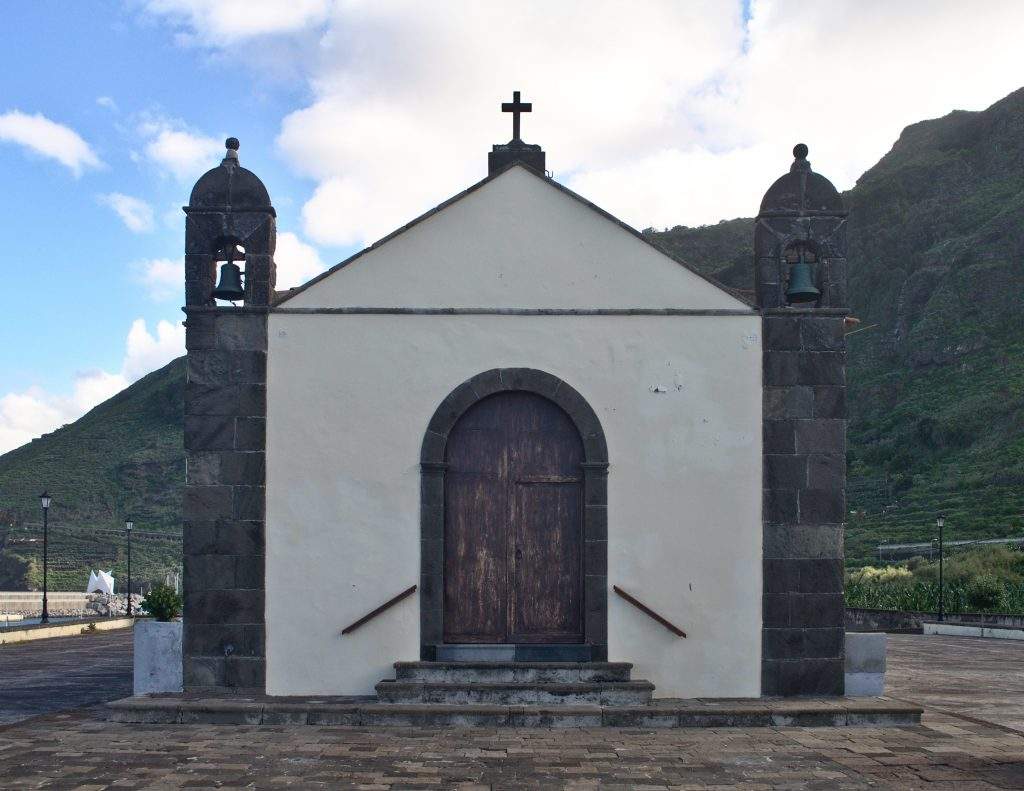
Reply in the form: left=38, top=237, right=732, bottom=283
left=443, top=391, right=585, bottom=644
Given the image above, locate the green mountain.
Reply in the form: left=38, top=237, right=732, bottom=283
left=0, top=358, right=184, bottom=590
left=646, top=87, right=1024, bottom=564
left=2, top=88, right=1023, bottom=588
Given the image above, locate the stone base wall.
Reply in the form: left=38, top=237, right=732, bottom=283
left=761, top=312, right=846, bottom=696
left=183, top=308, right=267, bottom=690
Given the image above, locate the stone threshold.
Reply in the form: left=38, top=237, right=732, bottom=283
left=106, top=695, right=921, bottom=728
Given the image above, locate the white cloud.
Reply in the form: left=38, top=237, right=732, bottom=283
left=0, top=319, right=184, bottom=455
left=135, top=257, right=183, bottom=301
left=100, top=192, right=156, bottom=232
left=0, top=110, right=102, bottom=176
left=144, top=1, right=1024, bottom=237
left=139, top=117, right=222, bottom=180
left=143, top=0, right=330, bottom=43
left=96, top=96, right=119, bottom=112
left=275, top=231, right=326, bottom=289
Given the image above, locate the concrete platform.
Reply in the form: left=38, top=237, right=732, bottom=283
left=105, top=693, right=921, bottom=728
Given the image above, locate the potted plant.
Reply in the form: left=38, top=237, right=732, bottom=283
left=133, top=584, right=184, bottom=695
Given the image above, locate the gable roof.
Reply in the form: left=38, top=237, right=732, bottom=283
left=275, top=162, right=753, bottom=309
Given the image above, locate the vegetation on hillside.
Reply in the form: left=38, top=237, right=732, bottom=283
left=0, top=358, right=184, bottom=590
left=845, top=546, right=1024, bottom=614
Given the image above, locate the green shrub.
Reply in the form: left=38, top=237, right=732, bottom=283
left=966, top=574, right=1004, bottom=611
left=142, top=584, right=182, bottom=622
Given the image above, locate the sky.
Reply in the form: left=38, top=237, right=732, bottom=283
left=1, top=0, right=1023, bottom=454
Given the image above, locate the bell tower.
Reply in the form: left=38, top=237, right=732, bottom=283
left=757, top=145, right=848, bottom=696
left=181, top=139, right=274, bottom=691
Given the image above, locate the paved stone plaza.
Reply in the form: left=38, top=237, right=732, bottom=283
left=1, top=631, right=1024, bottom=788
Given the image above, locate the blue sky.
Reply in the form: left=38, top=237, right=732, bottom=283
left=1, top=1, right=1022, bottom=453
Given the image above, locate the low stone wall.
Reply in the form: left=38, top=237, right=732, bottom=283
left=0, top=591, right=92, bottom=617
left=846, top=607, right=1024, bottom=633
left=0, top=617, right=134, bottom=645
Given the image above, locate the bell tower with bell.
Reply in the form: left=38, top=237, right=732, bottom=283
left=181, top=138, right=275, bottom=691
left=756, top=144, right=849, bottom=696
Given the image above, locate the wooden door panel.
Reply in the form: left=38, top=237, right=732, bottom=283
left=510, top=482, right=584, bottom=642
left=443, top=473, right=507, bottom=642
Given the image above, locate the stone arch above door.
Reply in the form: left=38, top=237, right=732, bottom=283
left=420, top=368, right=609, bottom=661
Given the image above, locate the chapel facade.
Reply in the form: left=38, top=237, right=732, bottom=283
left=181, top=101, right=847, bottom=699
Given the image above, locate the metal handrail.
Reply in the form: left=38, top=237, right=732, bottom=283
left=613, top=585, right=687, bottom=637
left=340, top=585, right=417, bottom=635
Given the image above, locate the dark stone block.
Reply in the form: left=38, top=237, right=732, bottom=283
left=420, top=430, right=446, bottom=463
left=421, top=539, right=443, bottom=576
left=183, top=520, right=218, bottom=556
left=233, top=556, right=264, bottom=589
left=224, top=657, right=265, bottom=689
left=421, top=504, right=443, bottom=541
left=794, top=419, right=845, bottom=455
left=585, top=575, right=608, bottom=615
left=799, top=488, right=844, bottom=524
left=184, top=415, right=234, bottom=451
left=468, top=368, right=504, bottom=399
left=764, top=488, right=798, bottom=524
left=799, top=317, right=844, bottom=351
left=762, top=594, right=790, bottom=628
left=798, top=559, right=843, bottom=593
left=184, top=486, right=232, bottom=521
left=584, top=474, right=607, bottom=507
left=186, top=453, right=220, bottom=485
left=763, top=525, right=843, bottom=559
left=185, top=313, right=214, bottom=350
left=188, top=589, right=264, bottom=625
left=419, top=571, right=442, bottom=609
left=761, top=658, right=783, bottom=696
left=764, top=420, right=796, bottom=454
left=187, top=350, right=233, bottom=387
left=184, top=554, right=236, bottom=592
left=500, top=368, right=561, bottom=400
left=763, top=317, right=801, bottom=351
left=763, top=351, right=800, bottom=386
left=235, top=418, right=266, bottom=451
left=763, top=627, right=804, bottom=660
left=763, top=558, right=799, bottom=594
left=585, top=505, right=607, bottom=541
left=764, top=387, right=813, bottom=420
left=216, top=520, right=263, bottom=556
left=807, top=454, right=844, bottom=490
left=186, top=383, right=265, bottom=417
left=813, top=386, right=846, bottom=419
left=183, top=656, right=225, bottom=688
left=779, top=657, right=844, bottom=696
left=514, top=645, right=592, bottom=662
left=426, top=382, right=478, bottom=436
left=420, top=475, right=444, bottom=508
left=185, top=624, right=264, bottom=658
left=791, top=593, right=844, bottom=628
left=798, top=352, right=846, bottom=386
left=803, top=627, right=844, bottom=658
left=219, top=452, right=265, bottom=485
left=214, top=314, right=267, bottom=351
left=764, top=454, right=807, bottom=489
left=586, top=605, right=608, bottom=646
left=585, top=540, right=608, bottom=575
left=233, top=486, right=265, bottom=521
left=421, top=605, right=442, bottom=646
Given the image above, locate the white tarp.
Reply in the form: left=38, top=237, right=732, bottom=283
left=86, top=569, right=115, bottom=595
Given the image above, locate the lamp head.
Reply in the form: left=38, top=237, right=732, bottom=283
left=125, top=518, right=134, bottom=532
left=936, top=514, right=945, bottom=529
left=39, top=491, right=51, bottom=510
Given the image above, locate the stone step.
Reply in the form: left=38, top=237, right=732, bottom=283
left=375, top=680, right=655, bottom=706
left=393, top=661, right=633, bottom=683
left=107, top=695, right=925, bottom=728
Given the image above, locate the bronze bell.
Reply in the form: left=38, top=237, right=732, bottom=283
left=212, top=251, right=245, bottom=302
left=785, top=251, right=820, bottom=304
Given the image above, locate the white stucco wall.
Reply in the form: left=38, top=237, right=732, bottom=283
left=278, top=165, right=748, bottom=312
left=265, top=313, right=763, bottom=697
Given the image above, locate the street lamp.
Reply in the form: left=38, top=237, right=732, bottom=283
left=124, top=518, right=134, bottom=618
left=39, top=492, right=51, bottom=624
left=936, top=514, right=946, bottom=622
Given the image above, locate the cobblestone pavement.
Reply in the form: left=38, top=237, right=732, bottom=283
left=0, top=632, right=1022, bottom=789
left=0, top=629, right=132, bottom=725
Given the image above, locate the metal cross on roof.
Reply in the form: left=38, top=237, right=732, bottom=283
left=501, top=90, right=532, bottom=142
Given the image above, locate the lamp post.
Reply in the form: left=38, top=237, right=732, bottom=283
left=39, top=492, right=51, bottom=624
left=124, top=518, right=133, bottom=618
left=936, top=514, right=946, bottom=622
